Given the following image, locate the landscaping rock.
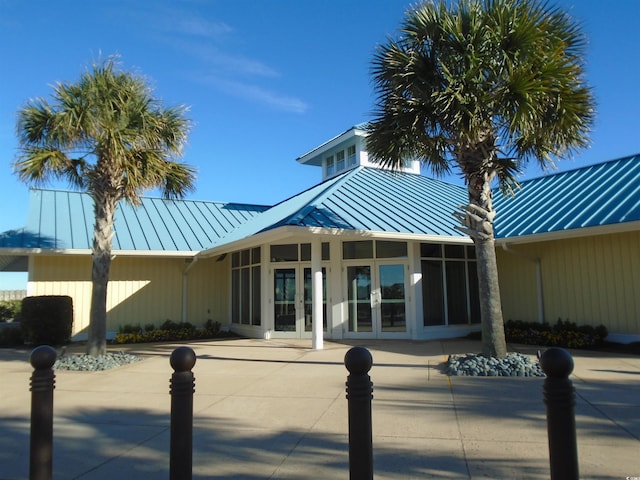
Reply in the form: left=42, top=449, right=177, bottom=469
left=447, top=352, right=544, bottom=377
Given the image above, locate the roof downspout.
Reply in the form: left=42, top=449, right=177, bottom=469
left=182, top=256, right=199, bottom=323
left=501, top=244, right=545, bottom=324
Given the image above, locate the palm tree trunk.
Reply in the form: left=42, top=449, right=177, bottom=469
left=463, top=164, right=508, bottom=358
left=475, top=236, right=507, bottom=357
left=86, top=193, right=117, bottom=356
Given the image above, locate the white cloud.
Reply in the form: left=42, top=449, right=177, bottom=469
left=203, top=77, right=309, bottom=114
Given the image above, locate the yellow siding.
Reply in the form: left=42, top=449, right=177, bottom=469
left=185, top=256, right=230, bottom=327
left=30, top=255, right=205, bottom=335
left=498, top=230, right=640, bottom=335
left=495, top=247, right=539, bottom=323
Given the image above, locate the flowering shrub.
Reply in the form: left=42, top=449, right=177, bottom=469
left=505, top=319, right=608, bottom=349
left=113, top=319, right=235, bottom=344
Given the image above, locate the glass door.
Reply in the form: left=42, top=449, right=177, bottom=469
left=274, top=268, right=297, bottom=332
left=274, top=266, right=327, bottom=337
left=345, top=263, right=408, bottom=337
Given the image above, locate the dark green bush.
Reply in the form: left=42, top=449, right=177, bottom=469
left=0, top=324, right=24, bottom=346
left=0, top=300, right=22, bottom=322
left=119, top=323, right=143, bottom=334
left=505, top=318, right=608, bottom=349
left=113, top=319, right=229, bottom=344
left=21, top=296, right=73, bottom=346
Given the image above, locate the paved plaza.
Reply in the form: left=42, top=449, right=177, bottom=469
left=1, top=338, right=639, bottom=479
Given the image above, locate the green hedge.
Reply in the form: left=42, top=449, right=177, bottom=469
left=21, top=295, right=73, bottom=346
left=505, top=319, right=608, bottom=349
left=113, top=319, right=232, bottom=344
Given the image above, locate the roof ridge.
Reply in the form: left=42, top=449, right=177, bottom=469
left=282, top=167, right=363, bottom=225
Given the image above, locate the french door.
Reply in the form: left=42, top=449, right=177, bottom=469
left=345, top=262, right=408, bottom=338
left=273, top=266, right=326, bottom=337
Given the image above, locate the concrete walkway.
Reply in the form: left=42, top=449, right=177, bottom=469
left=1, top=338, right=639, bottom=479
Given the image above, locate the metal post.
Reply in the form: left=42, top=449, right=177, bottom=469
left=344, top=346, right=374, bottom=480
left=539, top=347, right=579, bottom=480
left=170, top=346, right=196, bottom=480
left=29, top=345, right=57, bottom=480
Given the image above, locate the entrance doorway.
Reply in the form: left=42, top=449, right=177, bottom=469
left=273, top=266, right=326, bottom=337
left=345, top=262, right=408, bottom=338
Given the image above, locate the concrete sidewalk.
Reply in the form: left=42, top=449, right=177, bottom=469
left=1, top=338, right=639, bottom=479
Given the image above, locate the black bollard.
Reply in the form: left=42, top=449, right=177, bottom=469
left=539, top=347, right=579, bottom=480
left=344, top=346, right=374, bottom=480
left=170, top=346, right=197, bottom=480
left=29, top=345, right=57, bottom=480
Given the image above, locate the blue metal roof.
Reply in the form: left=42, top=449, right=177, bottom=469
left=493, top=154, right=640, bottom=239
left=205, top=167, right=468, bottom=250
left=3, top=154, right=639, bottom=256
left=6, top=190, right=270, bottom=252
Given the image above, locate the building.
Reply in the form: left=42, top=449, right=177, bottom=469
left=1, top=126, right=639, bottom=344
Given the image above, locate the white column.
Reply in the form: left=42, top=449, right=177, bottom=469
left=311, top=239, right=324, bottom=350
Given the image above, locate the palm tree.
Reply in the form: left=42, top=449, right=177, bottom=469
left=14, top=58, right=196, bottom=355
left=366, top=0, right=594, bottom=357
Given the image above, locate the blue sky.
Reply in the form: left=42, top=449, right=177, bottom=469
left=1, top=0, right=639, bottom=289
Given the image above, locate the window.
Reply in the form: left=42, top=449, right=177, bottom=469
left=326, top=155, right=334, bottom=176
left=336, top=150, right=345, bottom=171
left=347, top=145, right=356, bottom=167
left=343, top=240, right=373, bottom=259
left=420, top=243, right=480, bottom=327
left=270, top=244, right=298, bottom=262
left=376, top=240, right=407, bottom=258
left=300, top=243, right=330, bottom=261
left=231, top=247, right=261, bottom=326
left=343, top=240, right=408, bottom=260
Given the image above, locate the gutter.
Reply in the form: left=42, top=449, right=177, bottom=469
left=501, top=243, right=545, bottom=324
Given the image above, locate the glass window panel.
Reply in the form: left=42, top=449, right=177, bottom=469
left=240, top=249, right=251, bottom=266
left=343, top=240, right=373, bottom=259
left=376, top=240, right=407, bottom=258
left=251, top=266, right=261, bottom=325
left=336, top=150, right=345, bottom=171
left=444, top=245, right=465, bottom=259
left=466, top=245, right=476, bottom=259
left=301, top=243, right=310, bottom=261
left=446, top=261, right=468, bottom=324
left=347, top=145, right=356, bottom=166
left=251, top=247, right=261, bottom=265
left=379, top=264, right=406, bottom=332
left=422, top=260, right=444, bottom=326
left=467, top=262, right=481, bottom=324
left=326, top=156, right=334, bottom=176
left=347, top=266, right=372, bottom=332
left=420, top=243, right=442, bottom=258
left=270, top=244, right=298, bottom=262
left=231, top=252, right=240, bottom=268
left=322, top=242, right=330, bottom=261
left=240, top=268, right=250, bottom=324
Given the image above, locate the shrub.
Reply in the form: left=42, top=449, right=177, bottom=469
left=113, top=319, right=230, bottom=344
left=0, top=300, right=22, bottom=322
left=119, top=323, right=143, bottom=334
left=21, top=296, right=73, bottom=346
left=0, top=324, right=24, bottom=346
left=505, top=318, right=607, bottom=349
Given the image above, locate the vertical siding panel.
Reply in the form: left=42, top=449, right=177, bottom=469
left=501, top=231, right=639, bottom=336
